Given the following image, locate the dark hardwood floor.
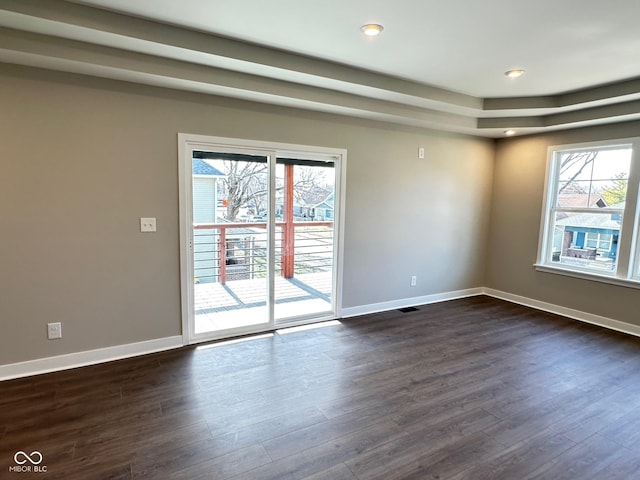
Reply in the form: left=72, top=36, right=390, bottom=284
left=3, top=296, right=640, bottom=479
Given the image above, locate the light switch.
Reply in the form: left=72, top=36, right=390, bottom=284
left=140, top=217, right=157, bottom=232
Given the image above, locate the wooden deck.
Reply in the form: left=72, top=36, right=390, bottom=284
left=194, top=271, right=332, bottom=333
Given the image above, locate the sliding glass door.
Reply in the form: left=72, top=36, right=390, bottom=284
left=179, top=135, right=344, bottom=343
left=191, top=150, right=272, bottom=335
left=273, top=158, right=335, bottom=323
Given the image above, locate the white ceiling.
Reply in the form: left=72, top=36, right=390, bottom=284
left=2, top=0, right=640, bottom=137
left=71, top=0, right=640, bottom=97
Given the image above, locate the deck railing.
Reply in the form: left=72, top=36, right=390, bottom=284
left=193, top=221, right=333, bottom=285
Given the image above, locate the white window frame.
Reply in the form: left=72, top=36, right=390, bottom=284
left=536, top=137, right=640, bottom=289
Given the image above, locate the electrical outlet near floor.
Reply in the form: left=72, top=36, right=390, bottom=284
left=47, top=322, right=62, bottom=339
left=410, top=275, right=417, bottom=287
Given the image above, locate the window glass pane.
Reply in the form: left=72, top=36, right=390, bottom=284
left=557, top=147, right=632, bottom=209
left=557, top=181, right=600, bottom=207
left=558, top=151, right=598, bottom=182
left=591, top=180, right=628, bottom=208
left=550, top=211, right=621, bottom=272
left=600, top=241, right=612, bottom=251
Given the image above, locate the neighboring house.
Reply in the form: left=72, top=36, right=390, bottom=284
left=274, top=200, right=314, bottom=220
left=192, top=159, right=263, bottom=283
left=313, top=192, right=334, bottom=221
left=192, top=159, right=225, bottom=224
left=554, top=202, right=623, bottom=262
left=558, top=193, right=607, bottom=209
left=273, top=192, right=334, bottom=221
left=192, top=159, right=225, bottom=282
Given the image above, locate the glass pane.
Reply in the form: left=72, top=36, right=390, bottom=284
left=274, top=159, right=335, bottom=322
left=557, top=181, right=598, bottom=207
left=192, top=152, right=270, bottom=334
left=557, top=147, right=632, bottom=209
left=591, top=180, right=628, bottom=208
left=550, top=211, right=621, bottom=272
left=558, top=151, right=597, bottom=183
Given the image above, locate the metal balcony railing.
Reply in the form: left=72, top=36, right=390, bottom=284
left=193, top=221, right=333, bottom=285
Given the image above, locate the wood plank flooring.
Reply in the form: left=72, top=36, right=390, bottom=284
left=3, top=296, right=640, bottom=479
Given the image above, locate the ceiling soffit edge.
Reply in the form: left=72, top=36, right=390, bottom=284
left=1, top=0, right=639, bottom=138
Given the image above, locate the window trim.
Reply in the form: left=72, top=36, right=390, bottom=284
left=534, top=263, right=640, bottom=290
left=536, top=137, right=640, bottom=282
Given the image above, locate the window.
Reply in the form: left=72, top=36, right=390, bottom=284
left=537, top=139, right=640, bottom=282
left=585, top=232, right=612, bottom=252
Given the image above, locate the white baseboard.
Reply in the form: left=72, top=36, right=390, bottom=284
left=340, top=285, right=640, bottom=340
left=340, top=287, right=484, bottom=318
left=483, top=287, right=640, bottom=339
left=0, top=336, right=184, bottom=381
left=4, top=287, right=637, bottom=381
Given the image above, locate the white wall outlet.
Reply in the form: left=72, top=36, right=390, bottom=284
left=47, top=322, right=62, bottom=339
left=418, top=147, right=425, bottom=159
left=410, top=275, right=417, bottom=287
left=140, top=217, right=157, bottom=233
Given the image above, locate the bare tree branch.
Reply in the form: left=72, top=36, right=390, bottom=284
left=558, top=151, right=597, bottom=194
left=220, top=162, right=332, bottom=221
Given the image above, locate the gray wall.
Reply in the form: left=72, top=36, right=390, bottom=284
left=487, top=121, right=640, bottom=325
left=0, top=65, right=494, bottom=365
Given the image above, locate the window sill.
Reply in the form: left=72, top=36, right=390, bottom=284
left=534, top=263, right=640, bottom=290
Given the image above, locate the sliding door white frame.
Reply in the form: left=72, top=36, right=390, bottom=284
left=178, top=133, right=346, bottom=345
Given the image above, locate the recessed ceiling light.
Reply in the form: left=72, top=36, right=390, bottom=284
left=505, top=129, right=516, bottom=136
left=361, top=24, right=384, bottom=36
left=505, top=69, right=525, bottom=79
